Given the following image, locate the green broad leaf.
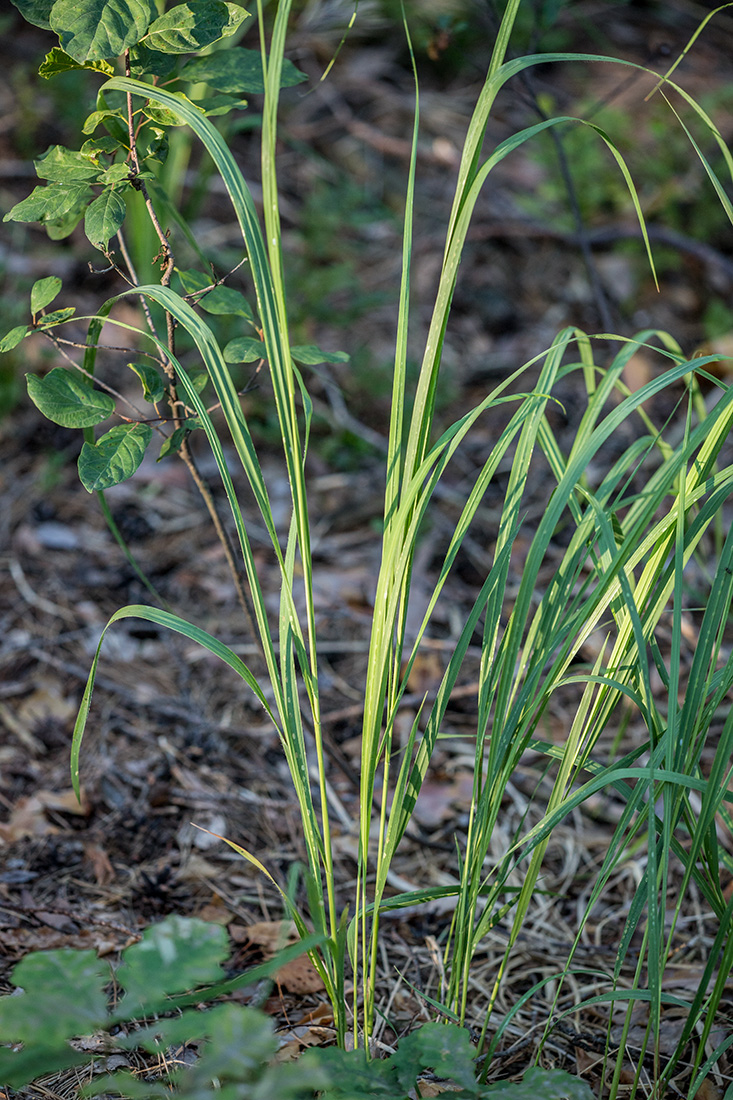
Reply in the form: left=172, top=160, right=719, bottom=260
left=290, top=344, right=350, bottom=366
left=198, top=93, right=248, bottom=116
left=0, top=1045, right=90, bottom=1090
left=50, top=0, right=158, bottom=62
left=223, top=336, right=265, bottom=363
left=181, top=47, right=307, bottom=94
left=35, top=144, right=102, bottom=182
left=128, top=40, right=179, bottom=77
left=198, top=284, right=255, bottom=322
left=26, top=367, right=115, bottom=427
left=129, top=361, right=165, bottom=403
left=3, top=182, right=91, bottom=225
left=177, top=267, right=210, bottom=293
left=157, top=419, right=201, bottom=459
left=138, top=126, right=169, bottom=163
left=39, top=46, right=114, bottom=78
left=9, top=0, right=53, bottom=31
left=141, top=91, right=203, bottom=127
left=78, top=422, right=153, bottom=492
left=45, top=204, right=89, bottom=239
left=488, top=1067, right=594, bottom=1100
left=189, top=373, right=208, bottom=395
left=0, top=948, right=109, bottom=1045
left=85, top=188, right=127, bottom=247
left=113, top=915, right=228, bottom=1015
left=82, top=108, right=126, bottom=136
left=31, top=275, right=62, bottom=314
left=391, top=1023, right=477, bottom=1092
left=80, top=135, right=120, bottom=159
left=35, top=306, right=76, bottom=327
left=0, top=325, right=30, bottom=352
left=144, top=0, right=247, bottom=54
left=99, top=162, right=131, bottom=185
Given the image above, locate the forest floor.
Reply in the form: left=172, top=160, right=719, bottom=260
left=2, top=1, right=733, bottom=1095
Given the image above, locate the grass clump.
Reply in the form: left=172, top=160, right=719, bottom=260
left=2, top=0, right=733, bottom=1096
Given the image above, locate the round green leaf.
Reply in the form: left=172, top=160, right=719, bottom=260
left=144, top=0, right=247, bottom=54
left=31, top=276, right=62, bottom=315
left=26, top=367, right=115, bottom=428
left=78, top=422, right=152, bottom=492
left=50, top=0, right=158, bottom=63
left=223, top=336, right=265, bottom=363
left=85, top=188, right=127, bottom=248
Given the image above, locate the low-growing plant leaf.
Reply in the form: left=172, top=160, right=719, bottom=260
left=0, top=1046, right=91, bottom=1090
left=38, top=47, right=114, bottom=78
left=85, top=188, right=127, bottom=247
left=301, top=1046, right=395, bottom=1096
left=391, top=1023, right=478, bottom=1092
left=4, top=182, right=92, bottom=225
left=113, top=914, right=228, bottom=1015
left=0, top=949, right=110, bottom=1044
left=181, top=46, right=307, bottom=94
left=290, top=343, right=350, bottom=366
left=9, top=0, right=52, bottom=30
left=27, top=368, right=114, bottom=427
left=224, top=336, right=265, bottom=362
left=31, top=275, right=62, bottom=315
left=487, top=1067, right=594, bottom=1099
left=50, top=0, right=158, bottom=62
left=36, top=306, right=76, bottom=327
left=78, top=422, right=152, bottom=492
left=144, top=0, right=247, bottom=54
left=0, top=325, right=30, bottom=352
left=130, top=361, right=165, bottom=403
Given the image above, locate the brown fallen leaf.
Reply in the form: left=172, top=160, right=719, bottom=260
left=276, top=954, right=325, bottom=995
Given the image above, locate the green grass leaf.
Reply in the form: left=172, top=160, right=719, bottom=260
left=84, top=187, right=127, bottom=247
left=78, top=422, right=152, bottom=491
left=50, top=0, right=158, bottom=62
left=26, top=367, right=115, bottom=427
left=181, top=46, right=307, bottom=93
left=30, top=275, right=62, bottom=314
left=144, top=0, right=247, bottom=54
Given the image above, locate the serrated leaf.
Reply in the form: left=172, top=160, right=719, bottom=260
left=3, top=183, right=92, bottom=225
left=30, top=276, right=62, bottom=315
left=37, top=306, right=76, bottom=327
left=129, top=361, right=165, bottom=403
left=35, top=144, right=102, bottom=182
left=391, top=1022, right=477, bottom=1091
left=223, top=336, right=265, bottom=362
left=490, top=1067, right=595, bottom=1100
left=78, top=422, right=152, bottom=492
left=85, top=188, right=127, bottom=247
left=50, top=0, right=158, bottom=63
left=290, top=343, right=350, bottom=366
left=82, top=108, right=126, bottom=136
left=10, top=0, right=53, bottom=31
left=142, top=91, right=203, bottom=127
left=38, top=46, right=115, bottom=78
left=181, top=47, right=307, bottom=94
left=114, top=915, right=228, bottom=1014
left=26, top=367, right=115, bottom=428
left=0, top=326, right=30, bottom=352
left=144, top=0, right=247, bottom=54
